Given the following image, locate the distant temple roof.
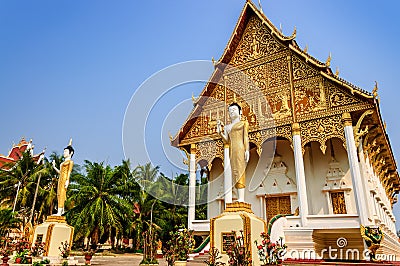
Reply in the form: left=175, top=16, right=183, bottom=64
left=0, top=138, right=45, bottom=169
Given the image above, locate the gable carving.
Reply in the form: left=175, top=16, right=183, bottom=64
left=292, top=54, right=319, bottom=80
left=230, top=15, right=285, bottom=66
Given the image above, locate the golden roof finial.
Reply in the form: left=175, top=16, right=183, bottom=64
left=335, top=67, right=339, bottom=76
left=192, top=92, right=198, bottom=106
left=279, top=23, right=283, bottom=33
left=303, top=44, right=308, bottom=53
left=168, top=131, right=173, bottom=142
left=211, top=57, right=216, bottom=66
left=326, top=52, right=331, bottom=67
left=258, top=0, right=263, bottom=14
left=373, top=81, right=379, bottom=98
left=68, top=138, right=72, bottom=146
left=291, top=26, right=297, bottom=38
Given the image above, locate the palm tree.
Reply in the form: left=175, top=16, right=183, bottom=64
left=67, top=160, right=132, bottom=248
left=0, top=208, right=22, bottom=236
left=0, top=150, right=48, bottom=222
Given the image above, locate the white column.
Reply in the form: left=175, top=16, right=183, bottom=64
left=188, top=144, right=196, bottom=230
left=357, top=139, right=374, bottom=222
left=342, top=113, right=368, bottom=225
left=292, top=123, right=309, bottom=226
left=224, top=144, right=233, bottom=205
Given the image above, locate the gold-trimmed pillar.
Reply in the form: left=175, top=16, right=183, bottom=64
left=292, top=123, right=309, bottom=226
left=342, top=113, right=368, bottom=225
left=188, top=144, right=196, bottom=229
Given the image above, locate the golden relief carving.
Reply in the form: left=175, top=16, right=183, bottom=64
left=331, top=191, right=347, bottom=214
left=300, top=115, right=345, bottom=154
left=195, top=140, right=224, bottom=168
left=294, top=77, right=327, bottom=116
left=267, top=57, right=290, bottom=88
left=291, top=54, right=318, bottom=80
left=328, top=81, right=360, bottom=108
left=230, top=15, right=285, bottom=66
left=249, top=125, right=292, bottom=155
left=265, top=196, right=291, bottom=222
left=244, top=63, right=267, bottom=92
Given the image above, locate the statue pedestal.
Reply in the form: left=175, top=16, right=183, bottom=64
left=210, top=202, right=266, bottom=266
left=32, top=216, right=74, bottom=257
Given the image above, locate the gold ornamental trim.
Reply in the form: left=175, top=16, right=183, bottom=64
left=46, top=215, right=67, bottom=223
left=292, top=123, right=300, bottom=136
left=44, top=224, right=55, bottom=256
left=342, top=112, right=352, bottom=127
left=224, top=202, right=254, bottom=214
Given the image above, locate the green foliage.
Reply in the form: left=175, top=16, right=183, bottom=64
left=0, top=208, right=21, bottom=236
left=204, top=247, right=225, bottom=266
left=164, top=225, right=195, bottom=264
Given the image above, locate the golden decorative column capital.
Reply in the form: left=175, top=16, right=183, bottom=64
left=190, top=143, right=196, bottom=154
left=342, top=112, right=352, bottom=126
left=224, top=143, right=230, bottom=149
left=292, top=123, right=301, bottom=136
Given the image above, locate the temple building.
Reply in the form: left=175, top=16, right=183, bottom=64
left=0, top=138, right=44, bottom=170
left=172, top=0, right=400, bottom=261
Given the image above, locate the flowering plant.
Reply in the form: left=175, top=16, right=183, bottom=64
left=164, top=225, right=195, bottom=265
left=0, top=237, right=12, bottom=256
left=225, top=230, right=252, bottom=266
left=31, top=241, right=46, bottom=257
left=254, top=232, right=287, bottom=265
left=204, top=247, right=225, bottom=266
left=58, top=241, right=70, bottom=258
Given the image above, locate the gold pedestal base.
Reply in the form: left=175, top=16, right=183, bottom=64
left=210, top=203, right=266, bottom=266
left=32, top=216, right=74, bottom=257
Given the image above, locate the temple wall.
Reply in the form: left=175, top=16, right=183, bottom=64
left=304, top=138, right=356, bottom=215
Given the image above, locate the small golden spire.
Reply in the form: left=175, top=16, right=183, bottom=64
left=291, top=26, right=297, bottom=38
left=68, top=138, right=72, bottom=146
left=335, top=67, right=339, bottom=76
left=258, top=0, right=263, bottom=14
left=192, top=92, right=198, bottom=106
left=303, top=44, right=308, bottom=53
left=279, top=23, right=283, bottom=33
left=168, top=131, right=173, bottom=142
left=211, top=57, right=216, bottom=66
left=372, top=81, right=379, bottom=98
left=326, top=52, right=331, bottom=67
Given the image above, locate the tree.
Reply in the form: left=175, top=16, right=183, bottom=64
left=0, top=208, right=21, bottom=236
left=67, top=160, right=132, bottom=248
left=0, top=150, right=48, bottom=223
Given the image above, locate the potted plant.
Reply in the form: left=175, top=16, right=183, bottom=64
left=0, top=248, right=12, bottom=266
left=164, top=226, right=195, bottom=266
left=254, top=232, right=287, bottom=265
left=225, top=230, right=252, bottom=266
left=204, top=247, right=225, bottom=266
left=59, top=241, right=71, bottom=259
left=83, top=249, right=96, bottom=265
left=31, top=241, right=45, bottom=258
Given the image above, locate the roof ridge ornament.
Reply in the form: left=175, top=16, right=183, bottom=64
left=326, top=52, right=331, bottom=67
left=373, top=81, right=380, bottom=104
left=258, top=0, right=263, bottom=14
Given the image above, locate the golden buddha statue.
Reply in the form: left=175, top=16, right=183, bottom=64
left=52, top=139, right=74, bottom=216
left=217, top=103, right=249, bottom=202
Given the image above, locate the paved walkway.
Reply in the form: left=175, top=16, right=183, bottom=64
left=89, top=254, right=204, bottom=266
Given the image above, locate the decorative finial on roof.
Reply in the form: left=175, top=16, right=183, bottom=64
left=258, top=0, right=263, bottom=14
left=303, top=45, right=308, bottom=53
left=291, top=26, right=297, bottom=38
left=212, top=56, right=216, bottom=66
left=168, top=131, right=173, bottom=142
left=279, top=23, right=283, bottom=33
left=326, top=52, right=331, bottom=67
left=192, top=92, right=199, bottom=106
left=335, top=67, right=339, bottom=76
left=373, top=81, right=379, bottom=98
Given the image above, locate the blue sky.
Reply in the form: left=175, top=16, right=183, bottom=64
left=1, top=1, right=399, bottom=224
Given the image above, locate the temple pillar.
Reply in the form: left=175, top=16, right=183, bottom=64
left=188, top=144, right=196, bottom=229
left=292, top=123, right=309, bottom=226
left=342, top=113, right=368, bottom=225
left=224, top=144, right=233, bottom=205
